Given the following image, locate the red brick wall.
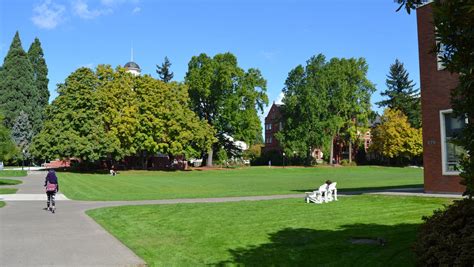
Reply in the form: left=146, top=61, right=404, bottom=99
left=263, top=104, right=283, bottom=153
left=417, top=4, right=464, bottom=193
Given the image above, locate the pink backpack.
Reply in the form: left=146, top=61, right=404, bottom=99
left=46, top=183, right=57, bottom=192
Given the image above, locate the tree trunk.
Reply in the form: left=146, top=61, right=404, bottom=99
left=206, top=149, right=213, bottom=167
left=348, top=141, right=352, bottom=163
left=330, top=136, right=334, bottom=165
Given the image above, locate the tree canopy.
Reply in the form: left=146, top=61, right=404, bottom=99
left=185, top=52, right=268, bottom=166
left=277, top=54, right=375, bottom=164
left=370, top=108, right=422, bottom=161
left=31, top=66, right=215, bottom=164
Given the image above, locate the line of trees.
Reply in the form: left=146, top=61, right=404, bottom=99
left=30, top=66, right=216, bottom=166
left=0, top=31, right=49, bottom=163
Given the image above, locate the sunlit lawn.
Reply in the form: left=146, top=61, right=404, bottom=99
left=88, top=195, right=450, bottom=266
left=0, top=188, right=18, bottom=194
left=60, top=166, right=423, bottom=201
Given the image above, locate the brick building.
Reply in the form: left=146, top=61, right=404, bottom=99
left=417, top=3, right=466, bottom=193
left=263, top=103, right=283, bottom=154
left=263, top=102, right=371, bottom=163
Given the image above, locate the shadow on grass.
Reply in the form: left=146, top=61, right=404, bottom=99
left=292, top=184, right=424, bottom=194
left=0, top=178, right=23, bottom=186
left=214, top=223, right=420, bottom=266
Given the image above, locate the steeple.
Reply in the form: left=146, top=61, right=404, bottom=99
left=125, top=45, right=141, bottom=76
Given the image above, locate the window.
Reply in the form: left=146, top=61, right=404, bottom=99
left=279, top=122, right=283, bottom=131
left=265, top=124, right=272, bottom=131
left=266, top=136, right=273, bottom=144
left=440, top=109, right=466, bottom=175
left=436, top=39, right=447, bottom=71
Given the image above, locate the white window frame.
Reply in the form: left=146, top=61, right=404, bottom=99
left=440, top=109, right=460, bottom=175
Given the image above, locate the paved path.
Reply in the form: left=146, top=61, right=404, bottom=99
left=0, top=171, right=463, bottom=267
left=0, top=172, right=145, bottom=267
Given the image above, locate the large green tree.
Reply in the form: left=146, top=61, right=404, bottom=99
left=377, top=59, right=421, bottom=128
left=277, top=54, right=375, bottom=165
left=185, top=52, right=268, bottom=166
left=0, top=32, right=37, bottom=129
left=32, top=65, right=215, bottom=165
left=28, top=37, right=50, bottom=135
left=31, top=67, right=110, bottom=161
left=134, top=75, right=215, bottom=166
left=277, top=55, right=330, bottom=164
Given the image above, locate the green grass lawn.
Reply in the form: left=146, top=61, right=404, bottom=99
left=59, top=166, right=423, bottom=201
left=0, top=188, right=18, bottom=194
left=0, top=202, right=4, bottom=208
left=88, top=195, right=450, bottom=266
left=0, top=178, right=22, bottom=186
left=0, top=170, right=27, bottom=177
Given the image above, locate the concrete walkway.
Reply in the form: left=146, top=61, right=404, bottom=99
left=0, top=172, right=145, bottom=267
left=0, top=171, right=463, bottom=266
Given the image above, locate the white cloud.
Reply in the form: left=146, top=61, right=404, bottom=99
left=73, top=0, right=112, bottom=19
left=132, top=6, right=141, bottom=14
left=275, top=91, right=284, bottom=105
left=31, top=0, right=66, bottom=29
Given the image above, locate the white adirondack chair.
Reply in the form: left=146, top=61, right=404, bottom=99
left=327, top=182, right=338, bottom=202
left=305, top=184, right=328, bottom=204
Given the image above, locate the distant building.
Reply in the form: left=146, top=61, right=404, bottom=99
left=124, top=61, right=141, bottom=76
left=417, top=3, right=466, bottom=193
left=262, top=102, right=372, bottom=163
left=263, top=102, right=283, bottom=154
left=124, top=48, right=141, bottom=76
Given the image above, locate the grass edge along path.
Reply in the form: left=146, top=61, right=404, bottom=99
left=0, top=170, right=27, bottom=177
left=0, top=178, right=22, bottom=208
left=87, top=195, right=451, bottom=267
left=60, top=166, right=423, bottom=201
left=0, top=188, right=18, bottom=194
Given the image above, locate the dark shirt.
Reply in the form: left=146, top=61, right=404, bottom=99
left=44, top=171, right=59, bottom=191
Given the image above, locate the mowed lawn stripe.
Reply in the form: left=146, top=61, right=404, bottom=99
left=87, top=195, right=451, bottom=266
left=59, top=166, right=423, bottom=201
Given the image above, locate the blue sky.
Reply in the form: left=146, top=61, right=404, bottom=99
left=0, top=0, right=419, bottom=117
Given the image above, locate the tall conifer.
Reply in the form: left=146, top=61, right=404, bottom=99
left=376, top=59, right=421, bottom=128
left=0, top=32, right=37, bottom=129
left=28, top=38, right=49, bottom=135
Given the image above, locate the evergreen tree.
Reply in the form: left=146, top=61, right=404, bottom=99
left=0, top=114, right=17, bottom=162
left=377, top=59, right=421, bottom=128
left=0, top=31, right=37, bottom=129
left=28, top=37, right=50, bottom=135
left=12, top=111, right=33, bottom=159
left=156, top=56, right=174, bottom=83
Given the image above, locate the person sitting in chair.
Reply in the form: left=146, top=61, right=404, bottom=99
left=110, top=165, right=116, bottom=176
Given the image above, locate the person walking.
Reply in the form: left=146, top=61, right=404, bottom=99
left=44, top=169, right=59, bottom=213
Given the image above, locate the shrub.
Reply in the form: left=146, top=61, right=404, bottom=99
left=340, top=159, right=357, bottom=166
left=413, top=199, right=474, bottom=266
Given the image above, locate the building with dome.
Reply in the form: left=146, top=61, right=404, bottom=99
left=124, top=48, right=141, bottom=76
left=125, top=61, right=141, bottom=76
